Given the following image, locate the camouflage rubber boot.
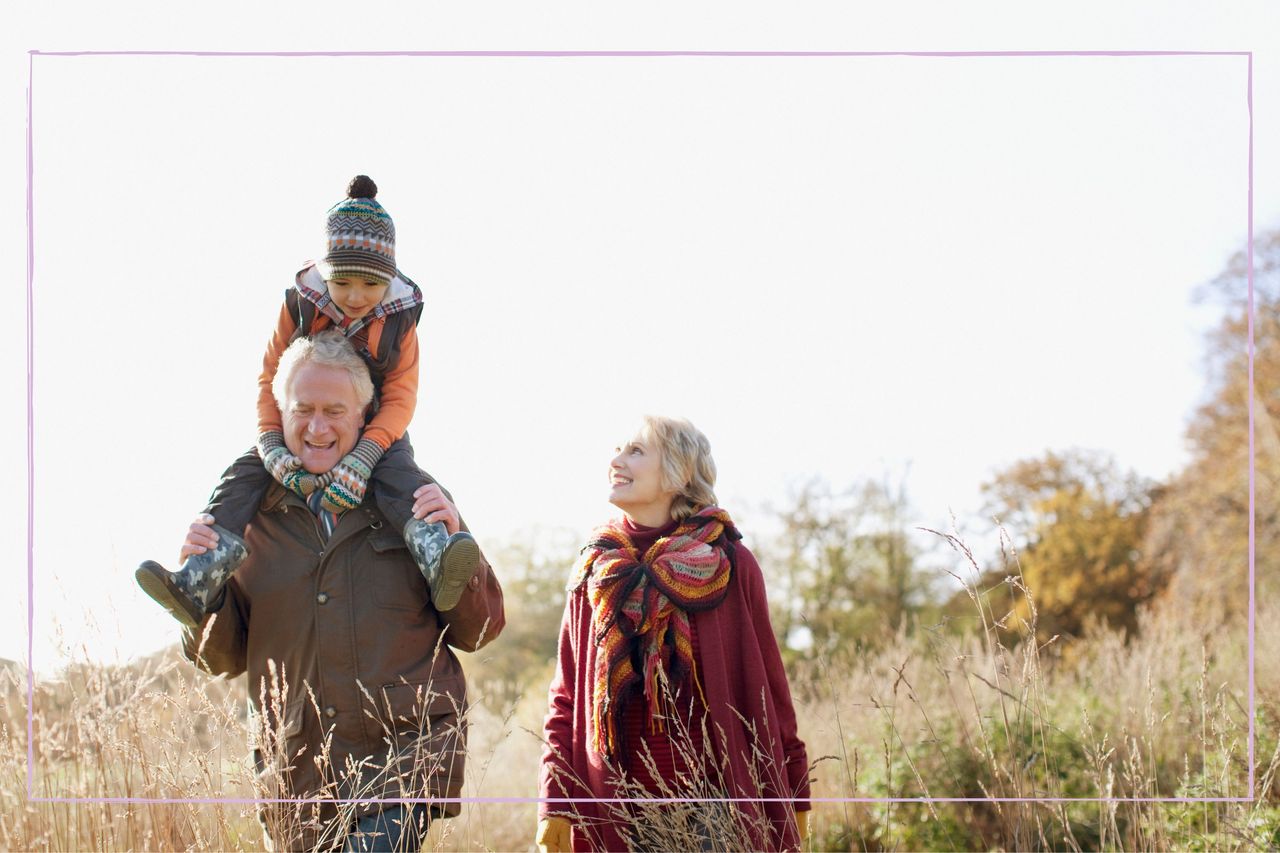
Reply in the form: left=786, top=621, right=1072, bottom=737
left=403, top=519, right=480, bottom=612
left=134, top=525, right=248, bottom=628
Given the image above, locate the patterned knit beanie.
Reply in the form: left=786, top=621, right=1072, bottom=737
left=318, top=175, right=396, bottom=284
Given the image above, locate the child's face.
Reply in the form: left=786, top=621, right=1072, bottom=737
left=326, top=276, right=390, bottom=319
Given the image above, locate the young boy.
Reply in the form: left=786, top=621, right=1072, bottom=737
left=136, top=175, right=478, bottom=627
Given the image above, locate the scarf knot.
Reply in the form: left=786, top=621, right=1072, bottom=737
left=571, top=506, right=740, bottom=761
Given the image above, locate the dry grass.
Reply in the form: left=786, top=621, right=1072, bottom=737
left=4, top=533, right=1277, bottom=852
left=790, top=528, right=1279, bottom=851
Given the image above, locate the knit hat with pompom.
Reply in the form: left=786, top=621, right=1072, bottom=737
left=318, top=175, right=397, bottom=284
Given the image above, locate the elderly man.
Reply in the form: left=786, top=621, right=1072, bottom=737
left=158, top=330, right=504, bottom=851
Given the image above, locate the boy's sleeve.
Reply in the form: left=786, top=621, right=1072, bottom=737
left=256, top=301, right=299, bottom=436
left=362, top=323, right=419, bottom=450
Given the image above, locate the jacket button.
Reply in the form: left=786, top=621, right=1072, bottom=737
left=324, top=706, right=337, bottom=719
left=317, top=592, right=330, bottom=605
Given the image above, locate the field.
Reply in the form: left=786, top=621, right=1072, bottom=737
left=4, top=547, right=1277, bottom=852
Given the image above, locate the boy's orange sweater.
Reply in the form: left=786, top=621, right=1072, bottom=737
left=255, top=299, right=419, bottom=452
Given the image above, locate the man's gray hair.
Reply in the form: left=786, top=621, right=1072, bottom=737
left=272, top=329, right=375, bottom=410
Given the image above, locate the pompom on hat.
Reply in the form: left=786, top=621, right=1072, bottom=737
left=318, top=175, right=398, bottom=285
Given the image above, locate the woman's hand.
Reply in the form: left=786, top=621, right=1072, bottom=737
left=796, top=809, right=810, bottom=848
left=411, top=483, right=461, bottom=534
left=535, top=817, right=571, bottom=853
left=179, top=513, right=219, bottom=563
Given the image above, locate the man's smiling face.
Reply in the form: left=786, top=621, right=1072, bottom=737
left=282, top=362, right=365, bottom=474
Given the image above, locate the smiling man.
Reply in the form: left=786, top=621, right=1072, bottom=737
left=284, top=346, right=365, bottom=472
left=168, top=330, right=504, bottom=851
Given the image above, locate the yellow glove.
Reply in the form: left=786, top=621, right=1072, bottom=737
left=536, top=816, right=572, bottom=853
left=796, top=809, right=810, bottom=847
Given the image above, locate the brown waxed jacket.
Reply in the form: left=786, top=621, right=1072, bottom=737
left=182, top=483, right=504, bottom=851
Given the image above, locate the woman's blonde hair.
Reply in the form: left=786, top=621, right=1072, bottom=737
left=640, top=414, right=718, bottom=521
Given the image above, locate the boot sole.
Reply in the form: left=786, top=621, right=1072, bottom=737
left=432, top=535, right=479, bottom=612
left=135, top=561, right=204, bottom=629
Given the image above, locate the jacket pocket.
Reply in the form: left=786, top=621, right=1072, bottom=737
left=371, top=676, right=468, bottom=798
left=377, top=675, right=465, bottom=734
left=368, top=531, right=431, bottom=612
left=252, top=699, right=309, bottom=793
left=252, top=699, right=318, bottom=848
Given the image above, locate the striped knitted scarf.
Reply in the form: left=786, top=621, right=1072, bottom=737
left=571, top=506, right=740, bottom=761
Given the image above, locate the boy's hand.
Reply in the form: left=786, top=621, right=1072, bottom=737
left=282, top=469, right=326, bottom=498
left=319, top=437, right=383, bottom=513
left=257, top=431, right=302, bottom=483
left=411, top=483, right=461, bottom=534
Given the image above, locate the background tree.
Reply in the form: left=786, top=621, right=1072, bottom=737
left=463, top=529, right=578, bottom=710
left=974, top=449, right=1158, bottom=642
left=1142, top=229, right=1280, bottom=617
left=766, top=473, right=932, bottom=662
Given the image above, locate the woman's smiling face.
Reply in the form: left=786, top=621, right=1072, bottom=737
left=608, top=430, right=678, bottom=525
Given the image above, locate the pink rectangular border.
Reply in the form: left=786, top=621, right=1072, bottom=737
left=25, top=49, right=1256, bottom=807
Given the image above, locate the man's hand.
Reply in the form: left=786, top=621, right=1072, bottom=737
left=535, top=817, right=571, bottom=853
left=179, top=513, right=219, bottom=563
left=411, top=483, right=461, bottom=534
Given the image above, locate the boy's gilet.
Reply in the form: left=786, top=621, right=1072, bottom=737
left=283, top=288, right=423, bottom=401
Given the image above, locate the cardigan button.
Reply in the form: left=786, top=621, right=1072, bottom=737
left=324, top=706, right=337, bottom=719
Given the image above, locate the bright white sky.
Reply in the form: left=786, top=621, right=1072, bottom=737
left=3, top=2, right=1278, bottom=674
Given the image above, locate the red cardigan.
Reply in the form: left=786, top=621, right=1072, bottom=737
left=539, top=537, right=811, bottom=851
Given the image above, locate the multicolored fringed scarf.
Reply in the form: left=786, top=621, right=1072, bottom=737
left=570, top=506, right=741, bottom=761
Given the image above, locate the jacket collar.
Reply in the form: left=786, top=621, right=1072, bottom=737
left=262, top=482, right=386, bottom=545
left=294, top=262, right=423, bottom=337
